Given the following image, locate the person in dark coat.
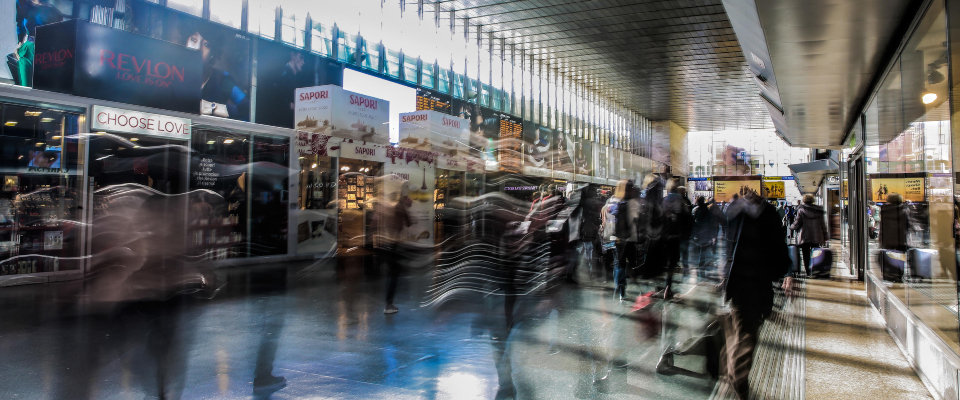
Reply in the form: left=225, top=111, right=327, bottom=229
left=579, top=184, right=605, bottom=281
left=722, top=185, right=790, bottom=400
left=661, top=178, right=693, bottom=296
left=691, top=196, right=720, bottom=281
left=879, top=193, right=910, bottom=252
left=790, top=194, right=828, bottom=276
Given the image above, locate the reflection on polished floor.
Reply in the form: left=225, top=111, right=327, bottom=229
left=0, top=252, right=937, bottom=399
left=0, top=256, right=718, bottom=400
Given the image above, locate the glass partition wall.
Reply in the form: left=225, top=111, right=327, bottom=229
left=864, top=0, right=959, bottom=351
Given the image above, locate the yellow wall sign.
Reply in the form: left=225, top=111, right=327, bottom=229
left=764, top=181, right=785, bottom=199
left=713, top=176, right=762, bottom=202
left=869, top=176, right=924, bottom=202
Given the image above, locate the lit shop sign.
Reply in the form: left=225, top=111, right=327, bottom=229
left=338, top=140, right=390, bottom=162
left=33, top=20, right=203, bottom=114
left=504, top=186, right=538, bottom=191
left=294, top=85, right=390, bottom=145
left=92, top=106, right=191, bottom=138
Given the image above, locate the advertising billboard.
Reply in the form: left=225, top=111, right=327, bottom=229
left=553, top=130, right=575, bottom=180
left=869, top=173, right=925, bottom=203
left=522, top=123, right=552, bottom=178
left=256, top=38, right=343, bottom=128
left=713, top=175, right=762, bottom=203
left=575, top=138, right=593, bottom=182
left=34, top=20, right=203, bottom=114
left=763, top=180, right=786, bottom=199
left=294, top=85, right=390, bottom=144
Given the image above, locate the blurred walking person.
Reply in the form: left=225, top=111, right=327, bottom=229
left=691, top=196, right=720, bottom=282
left=579, top=184, right=605, bottom=281
left=721, top=186, right=790, bottom=400
left=790, top=194, right=828, bottom=276
left=606, top=180, right=640, bottom=300
left=661, top=178, right=693, bottom=297
left=383, top=182, right=412, bottom=314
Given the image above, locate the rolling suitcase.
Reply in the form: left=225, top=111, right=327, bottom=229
left=879, top=250, right=905, bottom=282
left=809, top=247, right=833, bottom=278
left=787, top=245, right=801, bottom=275
left=907, top=248, right=936, bottom=279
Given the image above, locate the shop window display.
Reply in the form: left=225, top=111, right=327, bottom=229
left=0, top=105, right=82, bottom=275
left=297, top=154, right=337, bottom=254
left=188, top=129, right=251, bottom=260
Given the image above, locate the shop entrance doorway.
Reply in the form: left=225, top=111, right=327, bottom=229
left=87, top=132, right=190, bottom=259
left=337, top=159, right=383, bottom=253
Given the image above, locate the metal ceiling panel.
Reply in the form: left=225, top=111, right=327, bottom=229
left=443, top=0, right=773, bottom=131
left=752, top=0, right=916, bottom=148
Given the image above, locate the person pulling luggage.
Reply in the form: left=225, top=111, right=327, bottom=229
left=789, top=194, right=828, bottom=277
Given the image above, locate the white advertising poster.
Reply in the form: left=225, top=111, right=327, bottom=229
left=295, top=85, right=390, bottom=144
left=384, top=153, right=436, bottom=247
left=398, top=110, right=470, bottom=157
left=595, top=145, right=608, bottom=181
left=609, top=149, right=621, bottom=182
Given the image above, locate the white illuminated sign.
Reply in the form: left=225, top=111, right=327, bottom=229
left=91, top=106, right=191, bottom=138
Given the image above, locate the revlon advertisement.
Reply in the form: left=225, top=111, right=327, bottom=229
left=295, top=85, right=390, bottom=144
left=256, top=39, right=343, bottom=129
left=33, top=20, right=203, bottom=114
left=384, top=155, right=436, bottom=246
left=522, top=123, right=552, bottom=178
left=127, top=1, right=253, bottom=121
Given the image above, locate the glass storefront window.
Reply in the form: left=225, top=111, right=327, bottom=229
left=249, top=135, right=290, bottom=256
left=437, top=68, right=450, bottom=94
left=403, top=56, right=418, bottom=85
left=337, top=32, right=357, bottom=64
left=385, top=49, right=401, bottom=79
left=421, top=62, right=435, bottom=90
left=361, top=39, right=380, bottom=72
left=0, top=105, right=82, bottom=275
left=188, top=129, right=251, bottom=260
left=898, top=0, right=957, bottom=350
left=296, top=154, right=337, bottom=254
left=209, top=0, right=243, bottom=29
left=310, top=22, right=334, bottom=57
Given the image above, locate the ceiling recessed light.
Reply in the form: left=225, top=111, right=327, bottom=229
left=130, top=138, right=139, bottom=142
left=207, top=140, right=216, bottom=144
left=34, top=143, right=43, bottom=147
left=922, top=93, right=937, bottom=104
left=40, top=118, right=53, bottom=123
left=51, top=136, right=61, bottom=139
left=96, top=131, right=106, bottom=135
left=5, top=121, right=16, bottom=126
left=223, top=139, right=235, bottom=144
left=133, top=145, right=140, bottom=149
left=96, top=155, right=112, bottom=161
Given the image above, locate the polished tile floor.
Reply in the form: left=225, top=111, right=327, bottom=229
left=0, top=255, right=717, bottom=400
